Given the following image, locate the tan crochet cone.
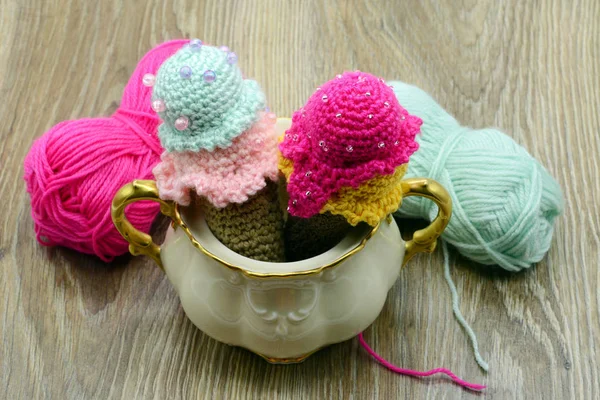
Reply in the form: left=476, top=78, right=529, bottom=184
left=198, top=181, right=286, bottom=262
left=283, top=213, right=352, bottom=262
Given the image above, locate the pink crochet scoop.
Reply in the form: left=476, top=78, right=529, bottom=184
left=279, top=71, right=421, bottom=218
left=153, top=113, right=279, bottom=208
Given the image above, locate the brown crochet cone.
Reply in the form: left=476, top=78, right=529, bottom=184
left=283, top=213, right=352, bottom=262
left=200, top=181, right=286, bottom=262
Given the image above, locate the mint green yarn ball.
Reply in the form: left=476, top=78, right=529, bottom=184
left=153, top=44, right=265, bottom=152
left=390, top=81, right=564, bottom=272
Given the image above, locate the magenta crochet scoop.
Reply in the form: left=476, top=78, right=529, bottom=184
left=279, top=71, right=422, bottom=218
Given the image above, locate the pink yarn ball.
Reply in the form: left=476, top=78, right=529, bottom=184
left=23, top=39, right=188, bottom=262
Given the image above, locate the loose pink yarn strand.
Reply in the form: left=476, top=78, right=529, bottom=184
left=358, top=332, right=486, bottom=391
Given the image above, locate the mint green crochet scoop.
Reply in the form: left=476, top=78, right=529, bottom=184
left=152, top=43, right=265, bottom=152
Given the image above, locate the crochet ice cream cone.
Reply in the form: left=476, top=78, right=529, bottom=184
left=151, top=41, right=284, bottom=262
left=279, top=71, right=421, bottom=260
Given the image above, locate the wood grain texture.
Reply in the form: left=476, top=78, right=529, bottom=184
left=1, top=0, right=598, bottom=398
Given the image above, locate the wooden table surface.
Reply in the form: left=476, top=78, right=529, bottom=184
left=1, top=1, right=599, bottom=399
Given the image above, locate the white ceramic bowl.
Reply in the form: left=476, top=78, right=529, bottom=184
left=161, top=205, right=403, bottom=361
left=111, top=118, right=451, bottom=363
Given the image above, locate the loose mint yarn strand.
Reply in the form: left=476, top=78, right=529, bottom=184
left=443, top=242, right=489, bottom=371
left=389, top=80, right=564, bottom=373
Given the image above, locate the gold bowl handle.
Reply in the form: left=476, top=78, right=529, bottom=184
left=111, top=180, right=177, bottom=270
left=400, top=178, right=452, bottom=266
